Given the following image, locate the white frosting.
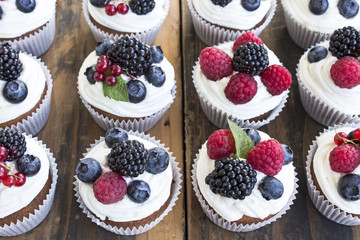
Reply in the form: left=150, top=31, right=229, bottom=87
left=197, top=131, right=295, bottom=221
left=87, top=0, right=167, bottom=33
left=78, top=50, right=175, bottom=118
left=192, top=0, right=272, bottom=30
left=0, top=135, right=50, bottom=218
left=298, top=41, right=360, bottom=115
left=77, top=135, right=173, bottom=222
left=313, top=127, right=360, bottom=214
left=193, top=41, right=287, bottom=120
left=0, top=0, right=56, bottom=38
left=282, top=0, right=360, bottom=33
left=0, top=53, right=46, bottom=124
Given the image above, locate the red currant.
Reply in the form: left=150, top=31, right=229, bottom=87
left=97, top=55, right=109, bottom=64
left=3, top=175, right=15, bottom=187
left=0, top=165, right=8, bottom=180
left=117, top=3, right=129, bottom=14
left=105, top=75, right=117, bottom=86
left=110, top=64, right=123, bottom=76
left=105, top=4, right=117, bottom=16
left=94, top=72, right=105, bottom=82
left=96, top=61, right=109, bottom=73
left=334, top=132, right=348, bottom=146
left=0, top=146, right=8, bottom=161
left=14, top=172, right=26, bottom=187
left=353, top=129, right=360, bottom=141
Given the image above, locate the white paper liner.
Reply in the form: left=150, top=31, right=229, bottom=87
left=306, top=123, right=360, bottom=225
left=1, top=52, right=53, bottom=136
left=186, top=0, right=277, bottom=46
left=73, top=130, right=182, bottom=235
left=82, top=0, right=170, bottom=45
left=0, top=133, right=58, bottom=236
left=191, top=151, right=298, bottom=232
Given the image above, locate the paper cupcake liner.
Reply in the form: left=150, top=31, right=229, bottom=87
left=0, top=134, right=58, bottom=236
left=306, top=123, right=360, bottom=225
left=73, top=130, right=182, bottom=235
left=191, top=152, right=298, bottom=232
left=186, top=0, right=277, bottom=46
left=82, top=0, right=169, bottom=45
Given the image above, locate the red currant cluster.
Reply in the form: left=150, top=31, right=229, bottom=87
left=334, top=128, right=360, bottom=146
left=94, top=55, right=123, bottom=86
left=0, top=146, right=26, bottom=187
left=105, top=2, right=129, bottom=16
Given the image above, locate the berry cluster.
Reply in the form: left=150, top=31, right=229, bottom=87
left=105, top=2, right=129, bottom=16
left=94, top=55, right=123, bottom=86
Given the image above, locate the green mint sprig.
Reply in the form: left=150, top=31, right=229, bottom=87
left=227, top=119, right=254, bottom=159
left=103, top=74, right=129, bottom=102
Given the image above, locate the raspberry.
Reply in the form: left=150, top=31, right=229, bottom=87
left=206, top=129, right=236, bottom=160
left=246, top=139, right=284, bottom=176
left=199, top=47, right=233, bottom=81
left=232, top=32, right=264, bottom=52
left=334, top=132, right=349, bottom=146
left=93, top=172, right=127, bottom=204
left=261, top=64, right=292, bottom=95
left=330, top=56, right=360, bottom=89
left=329, top=144, right=360, bottom=173
left=224, top=72, right=257, bottom=104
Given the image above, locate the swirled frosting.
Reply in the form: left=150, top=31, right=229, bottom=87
left=77, top=135, right=173, bottom=222
left=0, top=135, right=50, bottom=218
left=298, top=41, right=360, bottom=115
left=0, top=0, right=56, bottom=38
left=313, top=127, right=360, bottom=214
left=0, top=53, right=46, bottom=124
left=282, top=0, right=360, bottom=33
left=197, top=131, right=295, bottom=221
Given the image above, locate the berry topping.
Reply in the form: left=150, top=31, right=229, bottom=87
left=0, top=43, right=23, bottom=81
left=0, top=6, right=3, bottom=20
left=329, top=144, right=360, bottom=173
left=3, top=79, right=28, bottom=103
left=76, top=158, right=102, bottom=183
left=199, top=47, right=233, bottom=81
left=108, top=140, right=148, bottom=177
left=16, top=154, right=41, bottom=177
left=127, top=79, right=147, bottom=103
left=206, top=129, right=236, bottom=160
left=145, top=66, right=166, bottom=87
left=93, top=172, right=127, bottom=204
left=338, top=173, right=360, bottom=200
left=247, top=139, right=284, bottom=176
left=307, top=46, right=328, bottom=63
left=105, top=127, right=128, bottom=148
left=205, top=157, right=257, bottom=200
left=2, top=174, right=15, bottom=187
left=224, top=72, right=257, bottom=104
left=233, top=42, right=269, bottom=76
left=241, top=0, right=260, bottom=11
left=84, top=65, right=97, bottom=84
left=105, top=4, right=117, bottom=16
left=232, top=32, right=264, bottom=52
left=0, top=165, right=8, bottom=181
left=245, top=128, right=261, bottom=146
left=129, top=0, right=155, bottom=15
left=309, top=0, right=329, bottom=15
left=96, top=39, right=112, bottom=56
left=94, top=72, right=105, bottom=82
left=149, top=46, right=164, bottom=63
left=281, top=144, right=293, bottom=165
left=0, top=146, right=8, bottom=161
left=329, top=26, right=360, bottom=59
left=105, top=75, right=117, bottom=86
left=110, top=64, right=123, bottom=76
left=0, top=129, right=26, bottom=162
left=96, top=59, right=109, bottom=73
left=90, top=0, right=110, bottom=8
left=334, top=132, right=349, bottom=145
left=261, top=64, right=292, bottom=95
left=338, top=0, right=359, bottom=18
left=146, top=147, right=169, bottom=174
left=258, top=176, right=284, bottom=200
left=127, top=180, right=151, bottom=203
left=16, top=0, right=36, bottom=13
left=117, top=3, right=129, bottom=14
left=349, top=129, right=360, bottom=143
left=210, top=0, right=232, bottom=7
left=14, top=172, right=26, bottom=187
left=330, top=56, right=360, bottom=89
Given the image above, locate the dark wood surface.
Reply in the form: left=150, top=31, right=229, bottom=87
left=3, top=0, right=360, bottom=239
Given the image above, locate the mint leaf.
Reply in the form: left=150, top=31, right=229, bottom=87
left=103, top=75, right=129, bottom=102
left=227, top=119, right=254, bottom=159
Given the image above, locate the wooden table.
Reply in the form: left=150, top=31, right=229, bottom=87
left=5, top=1, right=360, bottom=239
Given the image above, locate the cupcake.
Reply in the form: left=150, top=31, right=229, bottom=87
left=281, top=0, right=360, bottom=49
left=192, top=120, right=298, bottom=231
left=186, top=0, right=277, bottom=45
left=297, top=26, right=360, bottom=126
left=78, top=36, right=176, bottom=132
left=192, top=32, right=292, bottom=129
left=306, top=123, right=360, bottom=225
left=74, top=127, right=181, bottom=235
left=83, top=0, right=169, bottom=44
left=0, top=0, right=56, bottom=56
left=0, top=128, right=58, bottom=236
left=0, top=43, right=53, bottom=136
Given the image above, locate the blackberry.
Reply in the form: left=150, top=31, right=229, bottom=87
left=210, top=0, right=232, bottom=7
left=329, top=26, right=360, bottom=59
left=107, top=139, right=148, bottom=177
left=205, top=157, right=257, bottom=200
left=0, top=129, right=26, bottom=162
left=107, top=36, right=152, bottom=76
left=0, top=43, right=23, bottom=81
left=129, top=0, right=155, bottom=15
left=232, top=42, right=269, bottom=76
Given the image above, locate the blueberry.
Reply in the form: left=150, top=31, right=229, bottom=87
left=84, top=65, right=97, bottom=84
left=338, top=0, right=359, bottom=18
left=149, top=46, right=164, bottom=63
left=258, top=176, right=284, bottom=200
left=127, top=180, right=151, bottom=203
left=104, top=127, right=128, bottom=148
left=16, top=0, right=36, bottom=13
left=3, top=80, right=28, bottom=103
left=309, top=0, right=329, bottom=15
left=127, top=79, right=146, bottom=103
left=96, top=39, right=113, bottom=56
left=281, top=144, right=293, bottom=165
left=89, top=0, right=110, bottom=7
left=76, top=158, right=102, bottom=183
left=144, top=66, right=166, bottom=87
left=338, top=174, right=360, bottom=200
left=146, top=147, right=170, bottom=174
left=245, top=128, right=261, bottom=145
left=16, top=154, right=41, bottom=177
left=0, top=6, right=3, bottom=20
left=241, top=0, right=260, bottom=11
left=307, top=46, right=328, bottom=63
